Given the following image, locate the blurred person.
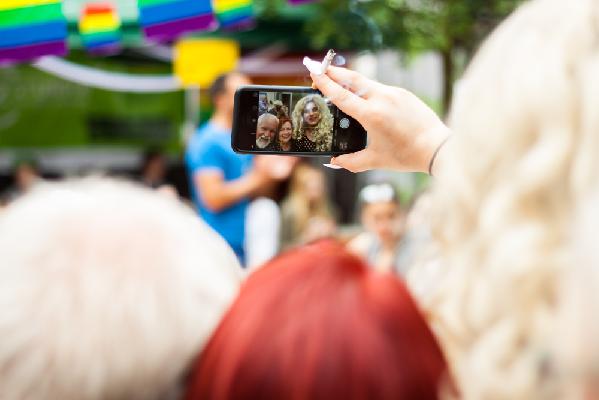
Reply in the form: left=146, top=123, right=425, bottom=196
left=139, top=148, right=179, bottom=198
left=185, top=241, right=450, bottom=400
left=267, top=99, right=288, bottom=119
left=140, top=148, right=168, bottom=189
left=275, top=116, right=295, bottom=152
left=245, top=197, right=281, bottom=270
left=347, top=183, right=406, bottom=275
left=254, top=113, right=278, bottom=150
left=1, top=157, right=42, bottom=205
left=245, top=156, right=298, bottom=270
left=186, top=72, right=277, bottom=264
left=258, top=93, right=268, bottom=115
left=0, top=177, right=242, bottom=400
left=280, top=162, right=336, bottom=249
left=309, top=0, right=599, bottom=397
left=291, top=94, right=334, bottom=152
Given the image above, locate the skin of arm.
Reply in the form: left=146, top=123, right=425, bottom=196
left=194, top=155, right=297, bottom=212
left=194, top=169, right=266, bottom=212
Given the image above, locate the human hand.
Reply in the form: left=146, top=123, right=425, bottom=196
left=253, top=155, right=299, bottom=181
left=310, top=66, right=451, bottom=173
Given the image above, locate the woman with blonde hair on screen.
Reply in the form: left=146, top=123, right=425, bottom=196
left=291, top=94, right=334, bottom=152
left=307, top=0, right=599, bottom=397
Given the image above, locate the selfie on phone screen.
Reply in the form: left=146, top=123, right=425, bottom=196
left=233, top=86, right=366, bottom=155
left=255, top=91, right=334, bottom=152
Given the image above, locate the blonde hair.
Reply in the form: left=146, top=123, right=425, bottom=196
left=553, top=191, right=599, bottom=399
left=291, top=94, right=334, bottom=151
left=415, top=0, right=599, bottom=398
left=0, top=178, right=242, bottom=400
left=281, top=163, right=335, bottom=245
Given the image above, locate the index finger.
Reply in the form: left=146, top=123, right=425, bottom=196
left=310, top=72, right=367, bottom=121
left=326, top=66, right=374, bottom=98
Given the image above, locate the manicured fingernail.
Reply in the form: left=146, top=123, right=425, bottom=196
left=303, top=56, right=323, bottom=75
left=355, top=87, right=369, bottom=97
left=323, top=163, right=343, bottom=169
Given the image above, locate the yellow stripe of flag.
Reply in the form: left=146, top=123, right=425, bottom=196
left=213, top=0, right=251, bottom=12
left=0, top=0, right=60, bottom=11
left=79, top=13, right=119, bottom=33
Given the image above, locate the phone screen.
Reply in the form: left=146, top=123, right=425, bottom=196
left=232, top=85, right=367, bottom=156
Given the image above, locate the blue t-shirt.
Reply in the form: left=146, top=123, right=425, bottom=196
left=185, top=122, right=253, bottom=263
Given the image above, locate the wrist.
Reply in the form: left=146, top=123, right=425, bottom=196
left=420, top=123, right=451, bottom=175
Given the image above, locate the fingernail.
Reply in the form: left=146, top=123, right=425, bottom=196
left=323, top=163, right=343, bottom=169
left=303, top=56, right=323, bottom=75
left=355, top=87, right=369, bottom=97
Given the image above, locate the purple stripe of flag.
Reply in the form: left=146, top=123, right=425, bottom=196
left=144, top=13, right=217, bottom=42
left=221, top=18, right=255, bottom=31
left=0, top=40, right=66, bottom=64
left=88, top=43, right=121, bottom=56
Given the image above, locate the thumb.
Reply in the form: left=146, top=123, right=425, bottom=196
left=331, top=149, right=372, bottom=173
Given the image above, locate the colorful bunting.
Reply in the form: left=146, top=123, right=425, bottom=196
left=138, top=0, right=217, bottom=43
left=0, top=0, right=67, bottom=64
left=288, top=0, right=314, bottom=5
left=212, top=0, right=254, bottom=30
left=79, top=3, right=121, bottom=54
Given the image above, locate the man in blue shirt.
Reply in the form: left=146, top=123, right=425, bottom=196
left=186, top=73, right=271, bottom=264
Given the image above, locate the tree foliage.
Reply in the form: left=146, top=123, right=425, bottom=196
left=305, top=0, right=524, bottom=112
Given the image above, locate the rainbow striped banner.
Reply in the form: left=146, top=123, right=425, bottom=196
left=138, top=0, right=217, bottom=43
left=0, top=0, right=67, bottom=64
left=79, top=3, right=121, bottom=54
left=288, top=0, right=315, bottom=5
left=212, top=0, right=254, bottom=30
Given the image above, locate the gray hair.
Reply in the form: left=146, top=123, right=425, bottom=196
left=257, top=112, right=278, bottom=127
left=0, top=177, right=242, bottom=399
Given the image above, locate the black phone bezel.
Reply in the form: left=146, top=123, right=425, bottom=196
left=231, top=85, right=367, bottom=156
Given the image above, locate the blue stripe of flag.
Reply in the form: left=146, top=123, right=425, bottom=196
left=85, top=36, right=120, bottom=48
left=220, top=12, right=252, bottom=25
left=0, top=20, right=66, bottom=49
left=139, top=0, right=213, bottom=26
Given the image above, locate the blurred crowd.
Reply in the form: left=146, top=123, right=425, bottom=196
left=0, top=71, right=413, bottom=276
left=0, top=0, right=598, bottom=399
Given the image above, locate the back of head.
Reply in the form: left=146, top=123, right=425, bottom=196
left=186, top=241, right=448, bottom=400
left=554, top=189, right=599, bottom=399
left=425, top=0, right=599, bottom=397
left=209, top=73, right=229, bottom=106
left=0, top=178, right=242, bottom=400
left=209, top=72, right=249, bottom=116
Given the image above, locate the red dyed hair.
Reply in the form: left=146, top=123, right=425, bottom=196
left=186, top=241, right=448, bottom=400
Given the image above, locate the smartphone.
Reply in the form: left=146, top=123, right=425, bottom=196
left=232, top=85, right=367, bottom=156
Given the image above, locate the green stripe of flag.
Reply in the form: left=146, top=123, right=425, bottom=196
left=81, top=29, right=119, bottom=42
left=0, top=3, right=62, bottom=29
left=137, top=0, right=175, bottom=7
left=218, top=5, right=252, bottom=20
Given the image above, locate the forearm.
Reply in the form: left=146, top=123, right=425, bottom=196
left=196, top=172, right=263, bottom=212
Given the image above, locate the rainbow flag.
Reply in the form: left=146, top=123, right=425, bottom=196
left=138, top=0, right=217, bottom=43
left=288, top=0, right=315, bottom=5
left=79, top=3, right=121, bottom=54
left=212, top=0, right=254, bottom=30
left=0, top=0, right=68, bottom=64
